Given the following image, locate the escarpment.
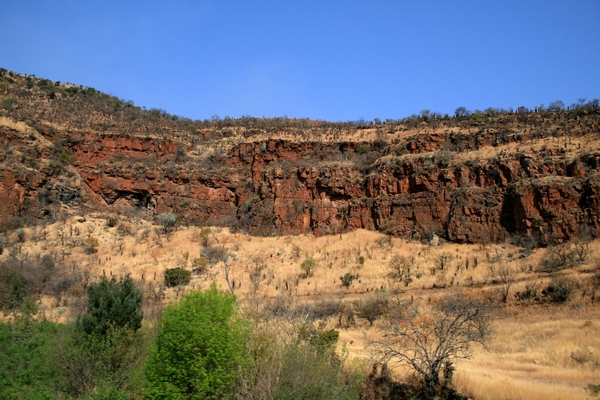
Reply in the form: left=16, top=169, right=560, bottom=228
left=1, top=70, right=599, bottom=245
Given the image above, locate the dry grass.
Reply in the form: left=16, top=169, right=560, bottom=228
left=1, top=216, right=599, bottom=399
left=455, top=306, right=600, bottom=399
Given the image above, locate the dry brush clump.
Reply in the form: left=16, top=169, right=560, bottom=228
left=367, top=292, right=497, bottom=397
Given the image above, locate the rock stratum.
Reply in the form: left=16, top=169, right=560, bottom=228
left=1, top=69, right=599, bottom=245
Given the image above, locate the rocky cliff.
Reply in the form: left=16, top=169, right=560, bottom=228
left=1, top=70, right=599, bottom=245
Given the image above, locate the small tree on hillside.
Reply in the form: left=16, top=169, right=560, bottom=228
left=368, top=293, right=495, bottom=397
left=156, top=213, right=176, bottom=237
left=496, top=265, right=516, bottom=303
left=354, top=293, right=388, bottom=326
left=163, top=267, right=191, bottom=288
left=301, top=258, right=316, bottom=278
left=3, top=276, right=27, bottom=312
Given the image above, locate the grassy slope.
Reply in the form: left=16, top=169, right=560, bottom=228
left=1, top=215, right=598, bottom=399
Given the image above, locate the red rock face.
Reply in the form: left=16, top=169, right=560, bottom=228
left=2, top=121, right=600, bottom=245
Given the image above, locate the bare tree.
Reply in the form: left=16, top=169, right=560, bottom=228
left=388, top=255, right=414, bottom=285
left=572, top=237, right=591, bottom=263
left=354, top=293, right=389, bottom=326
left=367, top=293, right=495, bottom=397
left=496, top=265, right=516, bottom=303
left=434, top=253, right=453, bottom=271
left=543, top=242, right=574, bottom=271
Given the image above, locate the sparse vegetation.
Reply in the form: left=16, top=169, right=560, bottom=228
left=301, top=257, right=316, bottom=278
left=368, top=293, right=495, bottom=397
left=163, top=267, right=191, bottom=287
left=156, top=213, right=177, bottom=236
left=340, top=272, right=357, bottom=288
left=0, top=69, right=600, bottom=399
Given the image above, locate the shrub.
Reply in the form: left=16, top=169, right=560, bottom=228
left=199, top=227, right=211, bottom=246
left=163, top=267, right=191, bottom=287
left=241, top=324, right=363, bottom=400
left=298, top=326, right=340, bottom=352
left=145, top=284, right=250, bottom=400
left=40, top=254, right=55, bottom=269
left=301, top=258, right=316, bottom=278
left=15, top=228, right=25, bottom=243
left=388, top=255, right=414, bottom=284
left=77, top=275, right=143, bottom=336
left=83, top=237, right=99, bottom=254
left=340, top=272, right=357, bottom=288
left=542, top=276, right=579, bottom=303
left=202, top=245, right=228, bottom=264
left=309, top=297, right=346, bottom=320
left=3, top=276, right=27, bottom=312
left=354, top=293, right=388, bottom=325
left=156, top=213, right=176, bottom=236
left=540, top=243, right=574, bottom=271
left=357, top=144, right=370, bottom=154
left=106, top=216, right=118, bottom=228
left=191, top=256, right=209, bottom=274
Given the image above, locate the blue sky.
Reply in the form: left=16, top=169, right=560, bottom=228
left=1, top=1, right=598, bottom=122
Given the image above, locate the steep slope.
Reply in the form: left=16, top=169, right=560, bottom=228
left=1, top=68, right=599, bottom=245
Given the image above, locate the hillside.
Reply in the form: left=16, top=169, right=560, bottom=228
left=1, top=68, right=600, bottom=245
left=1, top=69, right=600, bottom=400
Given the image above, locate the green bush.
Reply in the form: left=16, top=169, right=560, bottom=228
left=240, top=324, right=363, bottom=400
left=3, top=276, right=27, bottom=312
left=301, top=258, right=316, bottom=278
left=77, top=275, right=143, bottom=336
left=145, top=284, right=251, bottom=399
left=357, top=144, right=370, bottom=154
left=57, top=324, right=147, bottom=398
left=56, top=275, right=145, bottom=398
left=0, top=320, right=64, bottom=399
left=163, top=267, right=191, bottom=287
left=340, top=273, right=357, bottom=288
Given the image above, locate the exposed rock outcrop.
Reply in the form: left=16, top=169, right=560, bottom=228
left=1, top=70, right=599, bottom=245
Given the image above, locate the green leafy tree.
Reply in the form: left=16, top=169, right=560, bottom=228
left=301, top=258, right=316, bottom=278
left=59, top=276, right=145, bottom=397
left=0, top=320, right=64, bottom=399
left=78, top=275, right=143, bottom=336
left=4, top=276, right=27, bottom=312
left=163, top=267, right=191, bottom=288
left=145, top=284, right=251, bottom=399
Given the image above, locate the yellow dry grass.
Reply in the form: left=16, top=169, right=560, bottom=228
left=1, top=215, right=599, bottom=399
left=455, top=306, right=600, bottom=399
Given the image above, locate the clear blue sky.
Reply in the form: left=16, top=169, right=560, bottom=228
left=1, top=1, right=598, bottom=122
